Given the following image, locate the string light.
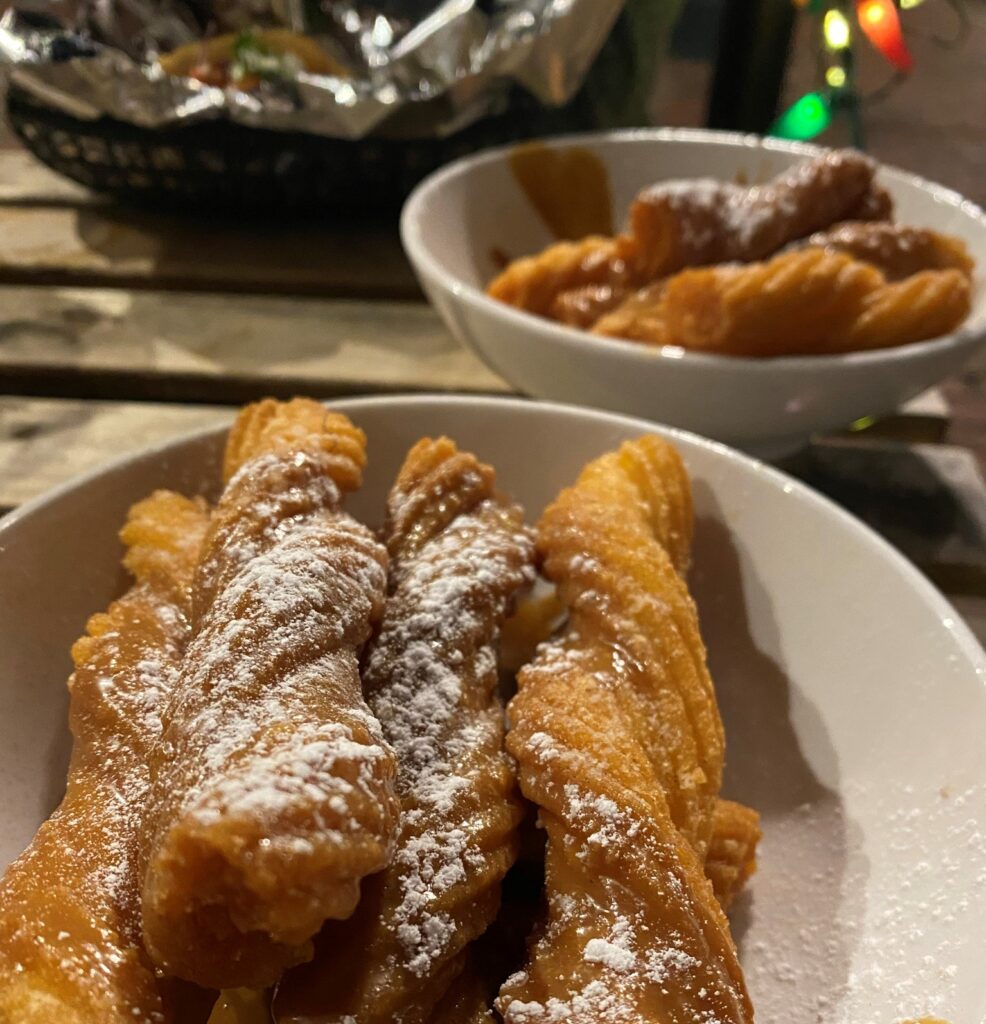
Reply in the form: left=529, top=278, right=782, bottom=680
left=825, top=65, right=847, bottom=87
left=771, top=91, right=833, bottom=140
left=855, top=0, right=913, bottom=70
left=823, top=8, right=851, bottom=48
left=776, top=0, right=931, bottom=147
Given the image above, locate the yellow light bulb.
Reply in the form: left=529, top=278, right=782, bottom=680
left=824, top=9, right=851, bottom=48
left=863, top=1, right=885, bottom=23
left=825, top=65, right=847, bottom=88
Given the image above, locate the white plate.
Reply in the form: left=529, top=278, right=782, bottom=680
left=401, top=130, right=986, bottom=457
left=1, top=395, right=984, bottom=1023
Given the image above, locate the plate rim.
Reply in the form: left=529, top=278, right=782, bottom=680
left=2, top=392, right=983, bottom=675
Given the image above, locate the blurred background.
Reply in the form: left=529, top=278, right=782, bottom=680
left=654, top=0, right=984, bottom=205
left=0, top=0, right=982, bottom=210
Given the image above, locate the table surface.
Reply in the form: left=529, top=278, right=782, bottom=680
left=1, top=146, right=984, bottom=647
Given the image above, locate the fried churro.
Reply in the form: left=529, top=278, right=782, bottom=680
left=276, top=438, right=535, bottom=1024
left=497, top=436, right=751, bottom=1024
left=141, top=399, right=398, bottom=990
left=804, top=222, right=974, bottom=281
left=0, top=491, right=209, bottom=1024
left=628, top=149, right=884, bottom=282
left=594, top=247, right=971, bottom=355
left=706, top=800, right=762, bottom=911
left=488, top=149, right=892, bottom=328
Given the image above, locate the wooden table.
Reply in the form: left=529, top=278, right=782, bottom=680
left=1, top=146, right=984, bottom=646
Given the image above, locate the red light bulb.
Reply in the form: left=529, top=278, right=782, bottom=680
left=855, top=0, right=913, bottom=71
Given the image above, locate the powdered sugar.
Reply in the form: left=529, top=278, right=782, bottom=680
left=363, top=493, right=535, bottom=983
left=194, top=449, right=349, bottom=616
left=645, top=943, right=700, bottom=983
left=142, top=439, right=399, bottom=974
left=501, top=908, right=727, bottom=1023
left=504, top=980, right=635, bottom=1024
left=736, top=775, right=986, bottom=1024
left=636, top=150, right=877, bottom=269
left=498, top=740, right=741, bottom=1024
left=159, top=517, right=390, bottom=839
left=584, top=934, right=636, bottom=973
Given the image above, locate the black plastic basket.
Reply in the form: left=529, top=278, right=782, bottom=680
left=6, top=86, right=589, bottom=217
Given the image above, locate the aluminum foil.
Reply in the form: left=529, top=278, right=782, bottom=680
left=0, top=0, right=626, bottom=138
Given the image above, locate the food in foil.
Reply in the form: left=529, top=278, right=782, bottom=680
left=0, top=0, right=627, bottom=138
left=159, top=28, right=347, bottom=90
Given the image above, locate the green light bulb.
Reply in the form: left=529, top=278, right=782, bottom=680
left=770, top=92, right=833, bottom=140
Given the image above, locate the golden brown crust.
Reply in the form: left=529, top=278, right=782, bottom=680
left=846, top=181, right=895, bottom=222
left=594, top=247, right=971, bottom=356
left=497, top=435, right=751, bottom=1024
left=487, top=236, right=635, bottom=321
left=845, top=268, right=972, bottom=352
left=804, top=222, right=974, bottom=281
left=222, top=397, right=365, bottom=487
left=275, top=438, right=535, bottom=1024
left=574, top=280, right=668, bottom=343
left=498, top=607, right=759, bottom=917
left=628, top=149, right=879, bottom=280
left=706, top=800, right=762, bottom=910
left=141, top=400, right=398, bottom=990
left=548, top=284, right=629, bottom=328
left=114, top=489, right=210, bottom=607
left=500, top=675, right=749, bottom=1023
left=0, top=493, right=209, bottom=1024
left=532, top=436, right=718, bottom=851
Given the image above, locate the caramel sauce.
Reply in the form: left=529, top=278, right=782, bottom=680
left=509, top=142, right=613, bottom=240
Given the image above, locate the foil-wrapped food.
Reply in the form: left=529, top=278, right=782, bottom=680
left=0, top=0, right=641, bottom=139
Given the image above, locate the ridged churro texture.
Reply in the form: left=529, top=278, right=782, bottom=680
left=497, top=435, right=752, bottom=1024
left=140, top=398, right=398, bottom=990
left=486, top=235, right=634, bottom=324
left=594, top=247, right=971, bottom=356
left=0, top=492, right=209, bottom=1024
left=499, top=590, right=761, bottom=915
left=275, top=437, right=535, bottom=1024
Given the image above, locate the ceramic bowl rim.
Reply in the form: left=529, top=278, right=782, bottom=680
left=3, top=392, right=983, bottom=673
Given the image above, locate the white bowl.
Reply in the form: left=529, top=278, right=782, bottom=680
left=401, top=129, right=986, bottom=457
left=2, top=396, right=985, bottom=1023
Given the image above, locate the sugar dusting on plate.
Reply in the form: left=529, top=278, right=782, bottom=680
left=741, top=779, right=986, bottom=1024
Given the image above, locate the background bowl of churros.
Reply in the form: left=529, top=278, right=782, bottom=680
left=401, top=130, right=986, bottom=456
left=2, top=394, right=986, bottom=1023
